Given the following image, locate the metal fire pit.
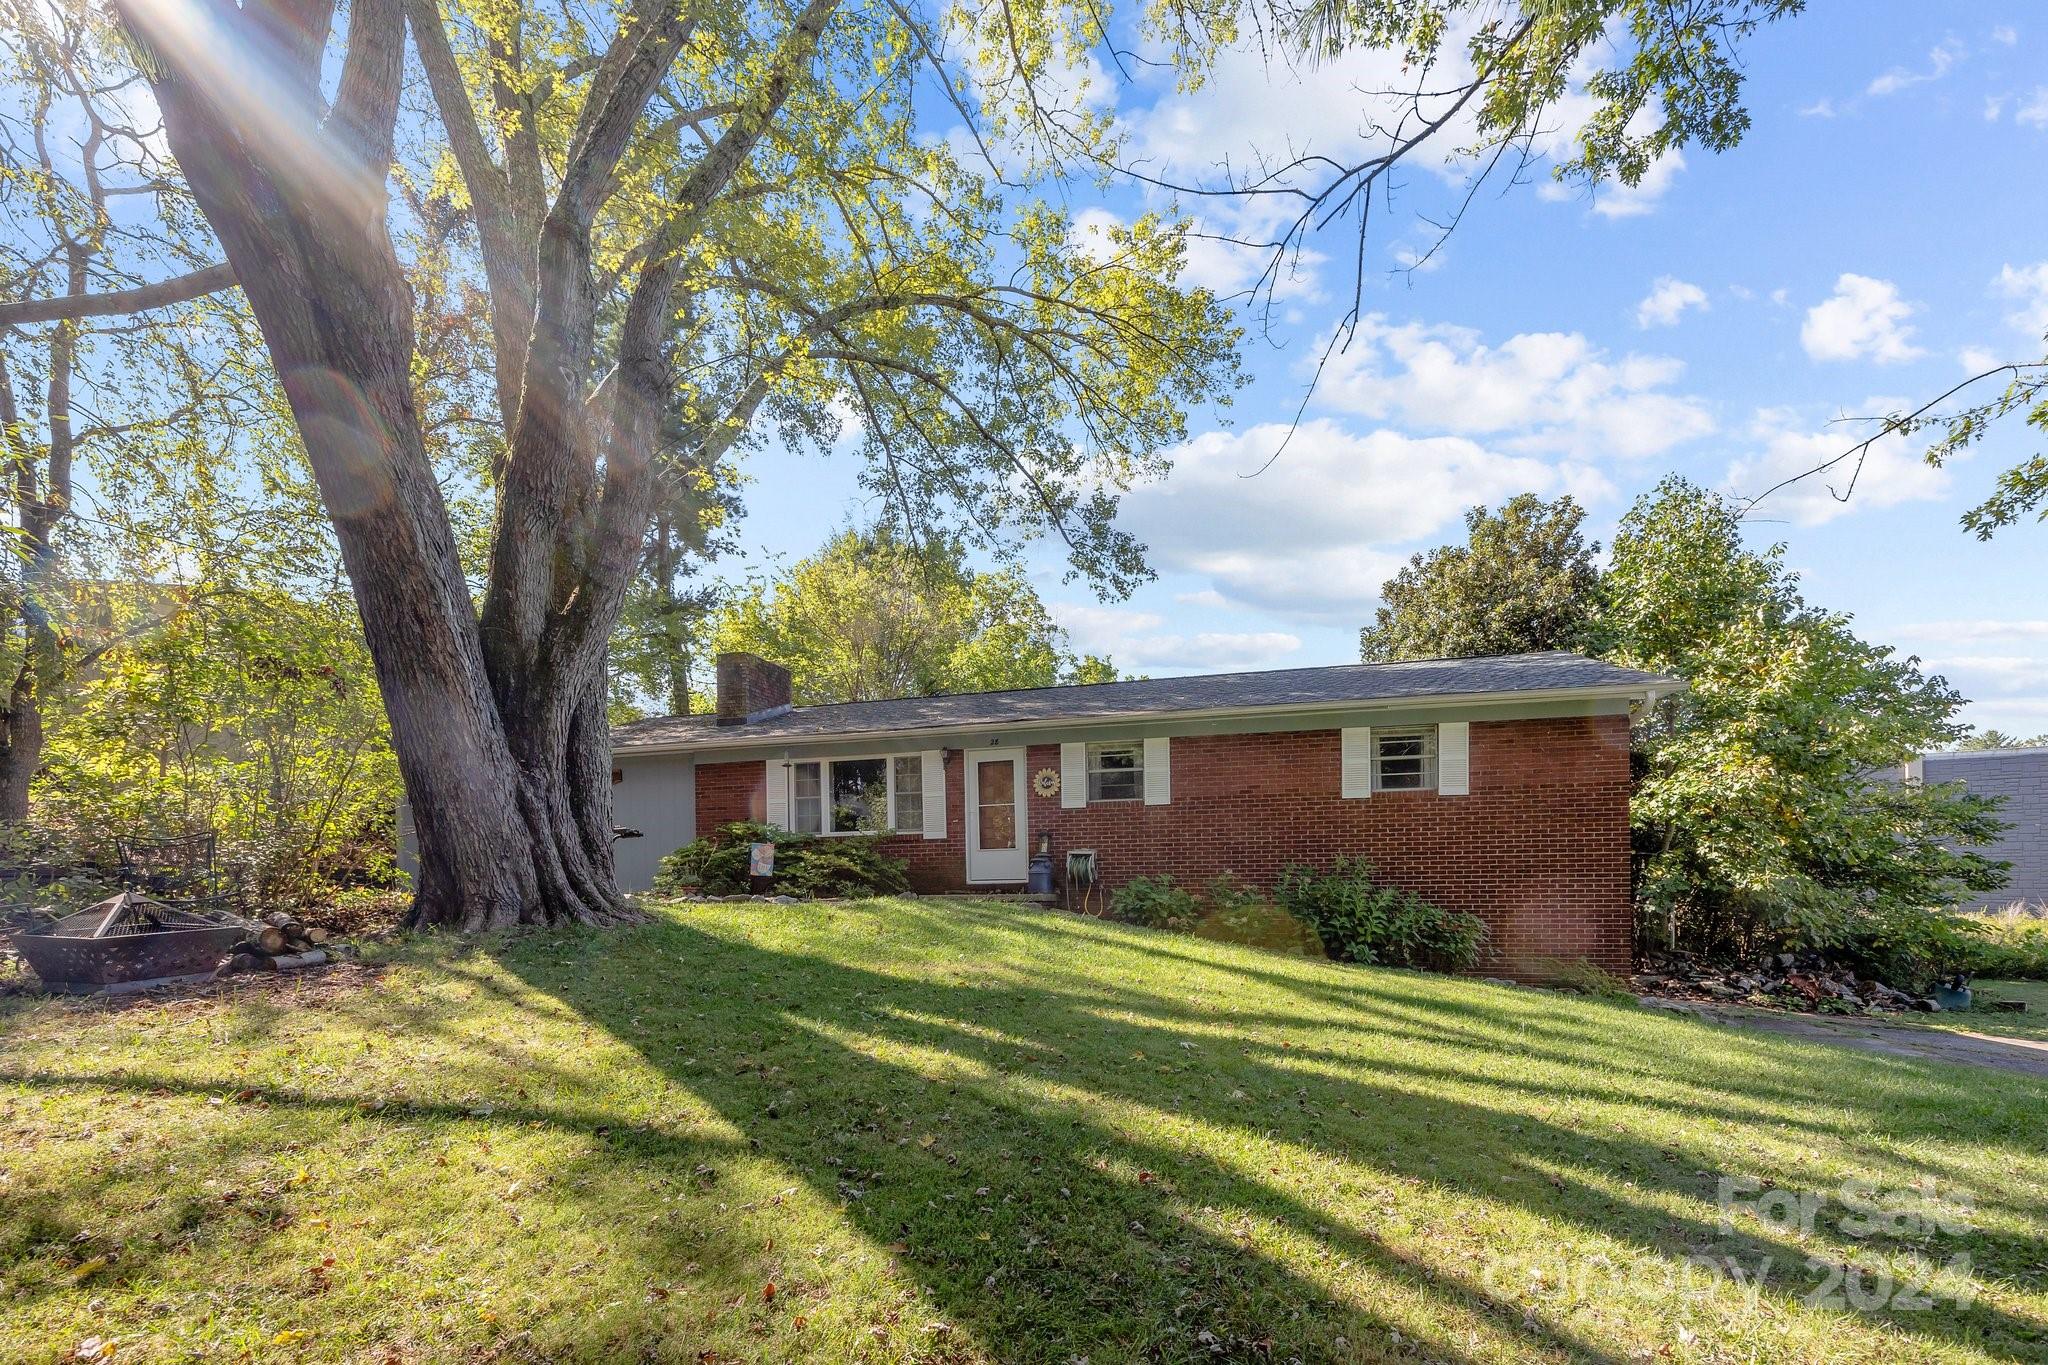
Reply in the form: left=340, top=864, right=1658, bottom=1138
left=10, top=891, right=249, bottom=993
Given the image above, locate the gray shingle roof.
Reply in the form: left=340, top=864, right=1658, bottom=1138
left=613, top=651, right=1676, bottom=752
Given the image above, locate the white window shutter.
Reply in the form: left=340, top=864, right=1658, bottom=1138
left=1143, top=736, right=1171, bottom=805
left=1340, top=727, right=1373, bottom=799
left=1438, top=721, right=1470, bottom=796
left=920, top=750, right=947, bottom=839
left=763, top=760, right=788, bottom=829
left=1060, top=742, right=1086, bottom=808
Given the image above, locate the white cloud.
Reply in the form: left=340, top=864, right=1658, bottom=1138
left=1898, top=619, right=2048, bottom=643
left=2018, top=88, right=2048, bottom=128
left=1173, top=589, right=1230, bottom=609
left=1979, top=697, right=2048, bottom=721
left=1071, top=207, right=1323, bottom=304
left=1936, top=656, right=2042, bottom=694
left=1120, top=419, right=1568, bottom=618
left=1049, top=602, right=1301, bottom=674
left=1985, top=94, right=2009, bottom=121
left=1052, top=602, right=1165, bottom=643
left=1799, top=98, right=1837, bottom=119
left=1129, top=42, right=1471, bottom=195
left=1960, top=345, right=2001, bottom=372
left=1127, top=23, right=1682, bottom=279
left=1636, top=276, right=1710, bottom=328
left=1126, top=632, right=1304, bottom=673
left=1590, top=151, right=1687, bottom=218
left=1726, top=405, right=1948, bottom=524
left=1314, top=316, right=1714, bottom=458
left=1995, top=261, right=2048, bottom=337
left=1867, top=37, right=1965, bottom=97
left=1992, top=25, right=2018, bottom=46
left=1184, top=226, right=1326, bottom=302
left=1391, top=240, right=1447, bottom=274
left=1067, top=206, right=1123, bottom=261
left=1801, top=274, right=1926, bottom=363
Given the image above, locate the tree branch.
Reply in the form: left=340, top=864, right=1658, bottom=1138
left=0, top=262, right=237, bottom=326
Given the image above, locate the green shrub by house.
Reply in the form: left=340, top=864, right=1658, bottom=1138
left=1275, top=856, right=1486, bottom=971
left=653, top=821, right=907, bottom=898
left=1108, top=875, right=1201, bottom=929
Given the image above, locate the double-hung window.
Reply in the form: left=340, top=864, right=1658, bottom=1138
left=1372, top=727, right=1437, bottom=792
left=788, top=756, right=924, bottom=834
left=890, top=756, right=924, bottom=832
left=1086, top=741, right=1143, bottom=802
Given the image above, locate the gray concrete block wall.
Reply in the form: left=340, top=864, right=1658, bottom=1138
left=1923, top=747, right=2048, bottom=911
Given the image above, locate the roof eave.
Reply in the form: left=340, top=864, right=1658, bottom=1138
left=613, top=677, right=1682, bottom=757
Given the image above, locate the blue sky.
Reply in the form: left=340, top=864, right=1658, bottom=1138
left=735, top=2, right=2048, bottom=735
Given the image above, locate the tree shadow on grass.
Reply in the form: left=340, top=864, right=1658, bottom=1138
left=7, top=900, right=2045, bottom=1362
left=494, top=907, right=2048, bottom=1362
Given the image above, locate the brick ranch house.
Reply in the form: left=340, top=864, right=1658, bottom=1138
left=596, top=650, right=1679, bottom=977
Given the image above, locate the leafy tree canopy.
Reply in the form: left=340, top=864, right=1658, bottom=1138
left=1600, top=478, right=2006, bottom=963
left=712, top=528, right=1116, bottom=705
left=1357, top=494, right=1599, bottom=662
left=1956, top=730, right=2048, bottom=753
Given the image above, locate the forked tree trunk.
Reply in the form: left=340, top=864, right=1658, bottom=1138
left=118, top=0, right=827, bottom=929
left=120, top=0, right=633, bottom=930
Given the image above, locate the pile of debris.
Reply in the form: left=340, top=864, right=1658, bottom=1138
left=220, top=911, right=333, bottom=976
left=1634, top=950, right=1933, bottom=1013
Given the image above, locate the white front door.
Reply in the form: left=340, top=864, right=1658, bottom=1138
left=965, top=749, right=1028, bottom=883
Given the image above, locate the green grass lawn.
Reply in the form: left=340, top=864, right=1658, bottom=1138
left=4, top=899, right=2046, bottom=1363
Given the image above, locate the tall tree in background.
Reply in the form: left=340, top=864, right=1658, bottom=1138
left=0, top=2, right=254, bottom=822
left=1957, top=730, right=2048, bottom=752
left=609, top=434, right=744, bottom=719
left=97, top=0, right=1237, bottom=928
left=714, top=529, right=1114, bottom=705
left=1600, top=478, right=2005, bottom=962
left=1358, top=494, right=1598, bottom=662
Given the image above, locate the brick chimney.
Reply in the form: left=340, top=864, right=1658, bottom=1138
left=715, top=652, right=793, bottom=726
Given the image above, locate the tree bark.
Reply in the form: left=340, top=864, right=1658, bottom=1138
left=0, top=263, right=237, bottom=327
left=117, top=0, right=635, bottom=929
left=0, top=659, right=42, bottom=825
left=116, top=0, right=834, bottom=930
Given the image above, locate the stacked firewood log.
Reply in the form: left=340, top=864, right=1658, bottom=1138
left=220, top=911, right=332, bottom=974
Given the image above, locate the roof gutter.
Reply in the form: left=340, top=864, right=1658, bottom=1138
left=613, top=678, right=1684, bottom=757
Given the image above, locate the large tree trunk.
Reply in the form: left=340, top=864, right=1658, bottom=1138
left=0, top=661, right=41, bottom=825
left=117, top=0, right=826, bottom=930
left=119, top=0, right=633, bottom=930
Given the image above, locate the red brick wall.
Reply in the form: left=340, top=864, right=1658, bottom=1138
left=695, top=759, right=768, bottom=827
left=691, top=715, right=1634, bottom=978
left=695, top=750, right=973, bottom=890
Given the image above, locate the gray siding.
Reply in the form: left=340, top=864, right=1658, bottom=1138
left=1923, top=747, right=2048, bottom=911
left=610, top=753, right=696, bottom=890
